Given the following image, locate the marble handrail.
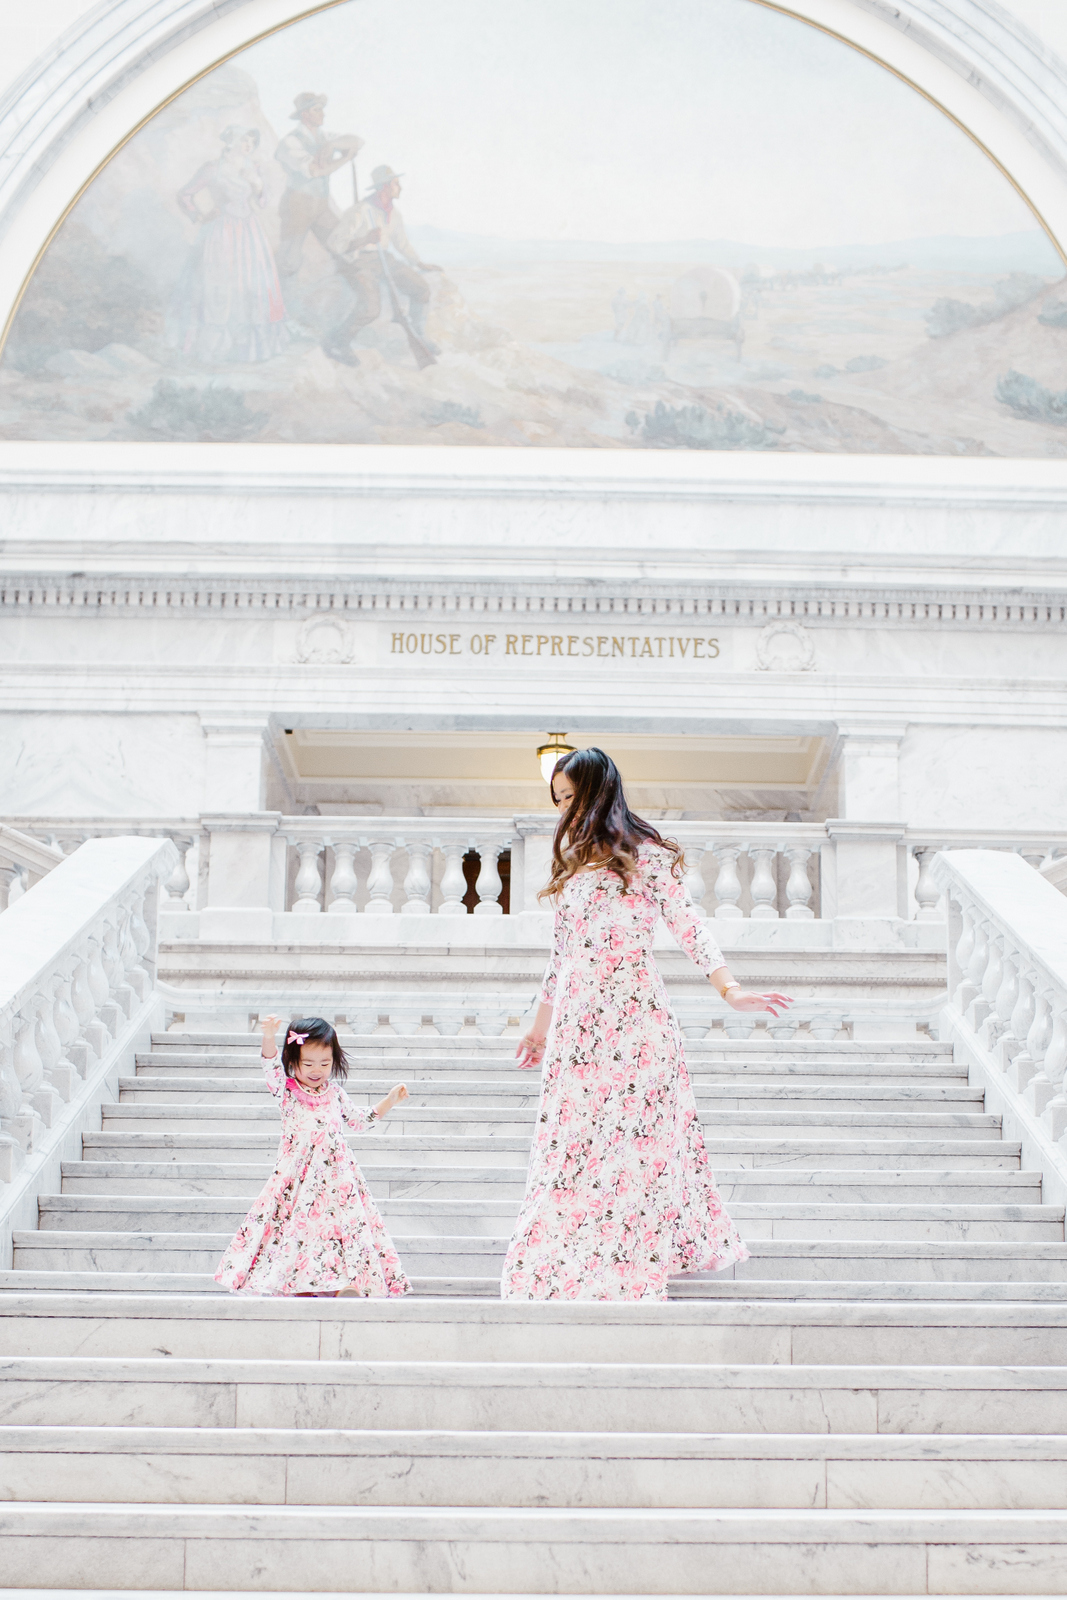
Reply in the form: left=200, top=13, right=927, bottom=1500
left=0, top=835, right=176, bottom=1183
left=932, top=848, right=1067, bottom=1201
left=0, top=825, right=64, bottom=910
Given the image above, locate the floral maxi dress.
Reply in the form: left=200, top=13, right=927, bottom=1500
left=501, top=844, right=749, bottom=1301
left=214, top=1055, right=410, bottom=1297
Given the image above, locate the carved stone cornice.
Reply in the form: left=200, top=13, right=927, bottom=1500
left=1, top=574, right=1066, bottom=629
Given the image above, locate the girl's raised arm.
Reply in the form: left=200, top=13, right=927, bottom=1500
left=259, top=1013, right=285, bottom=1097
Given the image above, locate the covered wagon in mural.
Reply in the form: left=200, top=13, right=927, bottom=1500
left=668, top=266, right=743, bottom=359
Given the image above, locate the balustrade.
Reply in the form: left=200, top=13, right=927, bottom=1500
left=0, top=836, right=174, bottom=1179
left=934, top=849, right=1067, bottom=1166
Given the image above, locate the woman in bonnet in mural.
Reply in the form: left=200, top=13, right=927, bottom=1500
left=172, top=125, right=288, bottom=364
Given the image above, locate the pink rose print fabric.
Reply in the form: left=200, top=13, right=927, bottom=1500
left=501, top=844, right=749, bottom=1302
left=214, top=1055, right=410, bottom=1297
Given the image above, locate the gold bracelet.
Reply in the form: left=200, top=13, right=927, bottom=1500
left=720, top=982, right=741, bottom=998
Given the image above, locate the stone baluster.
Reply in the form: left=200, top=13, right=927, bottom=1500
left=1028, top=991, right=1067, bottom=1124
left=162, top=837, right=194, bottom=908
left=49, top=972, right=81, bottom=1092
left=976, top=929, right=1004, bottom=1036
left=1, top=865, right=23, bottom=913
left=747, top=844, right=780, bottom=920
left=439, top=841, right=469, bottom=916
left=711, top=845, right=744, bottom=919
left=401, top=844, right=433, bottom=914
left=326, top=841, right=360, bottom=914
left=364, top=841, right=397, bottom=914
left=1041, top=999, right=1067, bottom=1140
left=33, top=990, right=73, bottom=1104
left=682, top=847, right=707, bottom=919
left=292, top=840, right=324, bottom=914
left=13, top=1011, right=48, bottom=1128
left=4, top=865, right=28, bottom=909
left=117, top=901, right=149, bottom=1004
left=1019, top=985, right=1053, bottom=1094
left=474, top=842, right=504, bottom=916
left=913, top=847, right=943, bottom=921
left=783, top=847, right=815, bottom=920
left=1003, top=965, right=1037, bottom=1078
left=69, top=951, right=104, bottom=1069
left=0, top=1012, right=35, bottom=1157
left=952, top=900, right=976, bottom=1008
left=85, top=935, right=114, bottom=1037
left=961, top=917, right=990, bottom=1022
left=985, top=944, right=1020, bottom=1058
left=102, top=916, right=135, bottom=1018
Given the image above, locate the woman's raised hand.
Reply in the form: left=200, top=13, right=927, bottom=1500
left=515, top=1033, right=547, bottom=1071
left=726, top=990, right=794, bottom=1018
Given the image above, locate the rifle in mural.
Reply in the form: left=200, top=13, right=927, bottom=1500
left=377, top=246, right=437, bottom=370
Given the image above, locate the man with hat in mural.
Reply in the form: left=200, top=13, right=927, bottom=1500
left=322, top=164, right=441, bottom=366
left=274, top=92, right=363, bottom=280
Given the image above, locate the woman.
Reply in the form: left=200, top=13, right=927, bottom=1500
left=501, top=747, right=791, bottom=1302
left=172, top=126, right=288, bottom=364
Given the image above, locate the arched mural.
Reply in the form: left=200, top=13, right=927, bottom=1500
left=2, top=0, right=1065, bottom=453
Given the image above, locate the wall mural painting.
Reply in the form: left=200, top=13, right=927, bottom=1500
left=3, top=0, right=1066, bottom=454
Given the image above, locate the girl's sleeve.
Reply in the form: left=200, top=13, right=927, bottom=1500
left=337, top=1088, right=377, bottom=1132
left=538, top=901, right=568, bottom=1005
left=646, top=854, right=727, bottom=979
left=261, top=1052, right=285, bottom=1097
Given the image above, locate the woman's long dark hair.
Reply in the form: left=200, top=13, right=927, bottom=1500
left=280, top=1016, right=349, bottom=1081
left=540, top=746, right=684, bottom=898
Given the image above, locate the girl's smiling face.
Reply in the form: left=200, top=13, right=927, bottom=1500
left=292, top=1040, right=334, bottom=1091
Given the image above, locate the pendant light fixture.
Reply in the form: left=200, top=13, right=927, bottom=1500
left=536, top=732, right=575, bottom=783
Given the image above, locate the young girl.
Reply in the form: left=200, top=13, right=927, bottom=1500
left=214, top=1014, right=411, bottom=1298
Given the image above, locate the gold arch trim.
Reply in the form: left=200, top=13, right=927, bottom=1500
left=2, top=0, right=1063, bottom=363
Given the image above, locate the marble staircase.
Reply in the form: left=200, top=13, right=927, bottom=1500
left=3, top=1025, right=1067, bottom=1591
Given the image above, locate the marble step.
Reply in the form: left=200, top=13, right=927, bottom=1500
left=5, top=1425, right=1067, bottom=1509
left=118, top=1077, right=986, bottom=1112
left=135, top=1055, right=969, bottom=1081
left=14, top=1233, right=1067, bottom=1280
left=151, top=1032, right=954, bottom=1057
left=5, top=1269, right=1067, bottom=1300
left=78, top=1133, right=1024, bottom=1170
left=98, top=1104, right=1004, bottom=1138
left=6, top=1292, right=1067, bottom=1365
left=11, top=1356, right=1067, bottom=1435
left=53, top=1165, right=1044, bottom=1203
left=30, top=1199, right=1065, bottom=1243
left=1, top=1503, right=1064, bottom=1594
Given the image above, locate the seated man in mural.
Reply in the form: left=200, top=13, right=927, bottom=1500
left=274, top=92, right=362, bottom=280
left=322, top=164, right=441, bottom=367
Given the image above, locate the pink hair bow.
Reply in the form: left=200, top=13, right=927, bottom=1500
left=287, top=1030, right=309, bottom=1046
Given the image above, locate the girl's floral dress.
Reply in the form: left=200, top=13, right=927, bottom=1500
left=214, top=1055, right=411, bottom=1297
left=501, top=843, right=749, bottom=1302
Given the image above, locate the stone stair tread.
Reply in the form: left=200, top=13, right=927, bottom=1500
left=150, top=1033, right=955, bottom=1055
left=5, top=1271, right=1067, bottom=1299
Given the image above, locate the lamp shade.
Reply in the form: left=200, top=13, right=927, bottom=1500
left=536, top=733, right=574, bottom=784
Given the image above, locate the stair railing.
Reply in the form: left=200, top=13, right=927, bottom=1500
left=0, top=837, right=175, bottom=1216
left=933, top=848, right=1067, bottom=1203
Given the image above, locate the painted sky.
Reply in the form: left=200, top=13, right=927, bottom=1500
left=242, top=0, right=1043, bottom=249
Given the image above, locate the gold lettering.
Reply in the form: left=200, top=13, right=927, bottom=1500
left=708, top=637, right=720, bottom=658
left=628, top=636, right=639, bottom=657
left=484, top=633, right=497, bottom=652
left=522, top=635, right=534, bottom=655
left=392, top=632, right=405, bottom=653
left=435, top=633, right=447, bottom=654
left=449, top=634, right=461, bottom=654
left=693, top=637, right=704, bottom=659
left=568, top=636, right=580, bottom=656
left=536, top=635, right=549, bottom=655
left=469, top=634, right=483, bottom=655
left=612, top=637, right=624, bottom=657
left=506, top=634, right=518, bottom=654
left=551, top=636, right=563, bottom=656
left=583, top=637, right=594, bottom=656
left=668, top=637, right=675, bottom=658
left=420, top=633, right=433, bottom=654
left=640, top=637, right=653, bottom=658
left=655, top=637, right=665, bottom=657
left=677, top=638, right=690, bottom=658
left=597, top=636, right=609, bottom=657
left=406, top=633, right=418, bottom=653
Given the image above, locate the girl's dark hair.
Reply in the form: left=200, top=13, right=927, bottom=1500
left=541, top=746, right=684, bottom=898
left=280, top=1016, right=349, bottom=1080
